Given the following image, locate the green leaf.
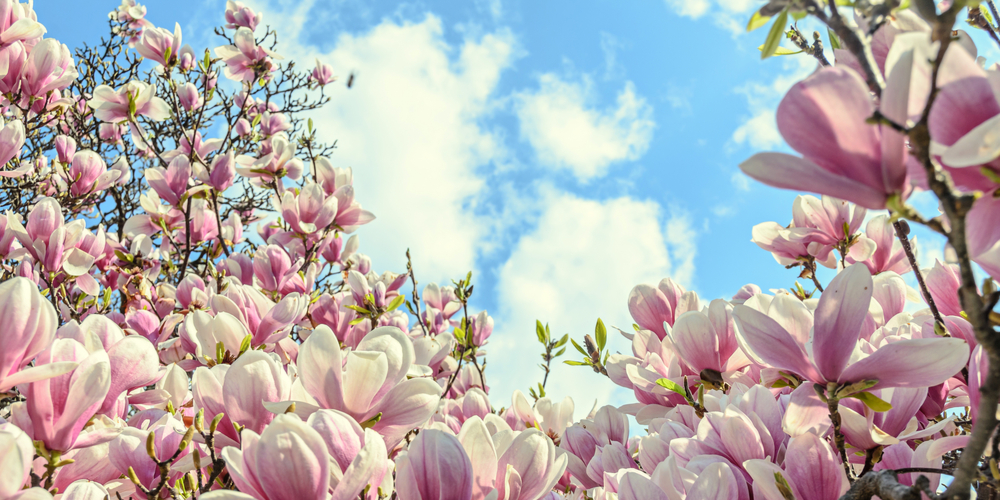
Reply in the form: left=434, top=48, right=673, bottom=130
left=238, top=334, right=252, bottom=356
left=348, top=317, right=366, bottom=326
left=386, top=295, right=406, bottom=312
left=852, top=391, right=893, bottom=412
left=758, top=44, right=802, bottom=56
left=790, top=9, right=807, bottom=20
left=656, top=378, right=688, bottom=398
left=761, top=9, right=789, bottom=59
left=564, top=360, right=590, bottom=366
left=746, top=11, right=771, bottom=31
left=536, top=320, right=547, bottom=344
left=554, top=347, right=566, bottom=357
left=554, top=334, right=568, bottom=348
left=827, top=28, right=842, bottom=49
left=570, top=337, right=588, bottom=357
left=216, top=342, right=225, bottom=363
left=595, top=318, right=607, bottom=352
left=345, top=305, right=371, bottom=315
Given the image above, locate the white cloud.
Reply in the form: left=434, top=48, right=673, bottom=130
left=664, top=0, right=711, bottom=19
left=662, top=0, right=760, bottom=33
left=731, top=55, right=816, bottom=152
left=515, top=75, right=655, bottom=181
left=731, top=109, right=782, bottom=150
left=249, top=2, right=517, bottom=281
left=488, top=191, right=695, bottom=411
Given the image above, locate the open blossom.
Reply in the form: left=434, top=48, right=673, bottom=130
left=19, top=38, right=77, bottom=98
left=215, top=27, right=280, bottom=82
left=310, top=59, right=335, bottom=86
left=740, top=66, right=911, bottom=209
left=88, top=81, right=170, bottom=123
left=225, top=1, right=261, bottom=31
left=136, top=23, right=182, bottom=67
left=734, top=264, right=969, bottom=390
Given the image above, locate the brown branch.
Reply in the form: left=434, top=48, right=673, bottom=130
left=892, top=220, right=946, bottom=330
left=806, top=0, right=886, bottom=96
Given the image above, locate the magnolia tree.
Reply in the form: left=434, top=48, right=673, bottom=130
left=0, top=0, right=999, bottom=499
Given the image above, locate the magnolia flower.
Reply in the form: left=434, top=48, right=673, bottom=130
left=24, top=338, right=111, bottom=452
left=88, top=81, right=170, bottom=123
left=225, top=1, right=261, bottom=31
left=19, top=38, right=77, bottom=98
left=310, top=60, right=334, bottom=86
left=214, top=27, right=280, bottom=82
left=734, top=264, right=969, bottom=390
left=740, top=66, right=911, bottom=209
left=136, top=23, right=182, bottom=67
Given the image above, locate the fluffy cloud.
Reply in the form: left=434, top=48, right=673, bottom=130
left=731, top=109, right=782, bottom=150
left=250, top=3, right=517, bottom=281
left=663, top=0, right=759, bottom=33
left=731, top=55, right=817, bottom=153
left=663, top=0, right=712, bottom=19
left=515, top=75, right=655, bottom=182
left=488, top=191, right=695, bottom=411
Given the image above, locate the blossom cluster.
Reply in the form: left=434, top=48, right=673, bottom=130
left=0, top=1, right=997, bottom=500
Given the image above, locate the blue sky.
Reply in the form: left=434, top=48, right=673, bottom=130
left=46, top=0, right=1000, bottom=411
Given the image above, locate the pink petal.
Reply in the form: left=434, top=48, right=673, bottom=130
left=740, top=152, right=888, bottom=209
left=839, top=337, right=970, bottom=389
left=732, top=305, right=821, bottom=383
left=812, top=264, right=873, bottom=381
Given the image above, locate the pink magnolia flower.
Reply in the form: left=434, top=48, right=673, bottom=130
left=0, top=422, right=34, bottom=497
left=734, top=264, right=969, bottom=390
left=668, top=299, right=751, bottom=376
left=740, top=67, right=910, bottom=209
left=97, top=333, right=161, bottom=417
left=288, top=325, right=442, bottom=447
left=136, top=23, right=182, bottom=67
left=744, top=433, right=849, bottom=500
left=310, top=60, right=335, bottom=86
left=222, top=412, right=382, bottom=500
left=452, top=416, right=568, bottom=500
left=927, top=45, right=1000, bottom=192
left=178, top=82, right=202, bottom=111
left=199, top=151, right=235, bottom=192
left=0, top=1, right=45, bottom=47
left=612, top=462, right=738, bottom=500
left=0, top=118, right=26, bottom=175
left=0, top=277, right=67, bottom=393
left=395, top=429, right=474, bottom=500
left=68, top=151, right=121, bottom=196
left=847, top=215, right=911, bottom=275
left=144, top=155, right=191, bottom=206
left=627, top=277, right=698, bottom=339
left=967, top=193, right=1000, bottom=280
left=253, top=244, right=301, bottom=293
left=280, top=183, right=338, bottom=235
left=214, top=27, right=280, bottom=82
left=88, top=81, right=170, bottom=123
left=314, top=158, right=353, bottom=196
left=225, top=1, right=261, bottom=31
left=24, top=338, right=111, bottom=452
left=19, top=38, right=77, bottom=98
left=751, top=220, right=837, bottom=269
left=924, top=259, right=963, bottom=317
left=108, top=417, right=193, bottom=498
